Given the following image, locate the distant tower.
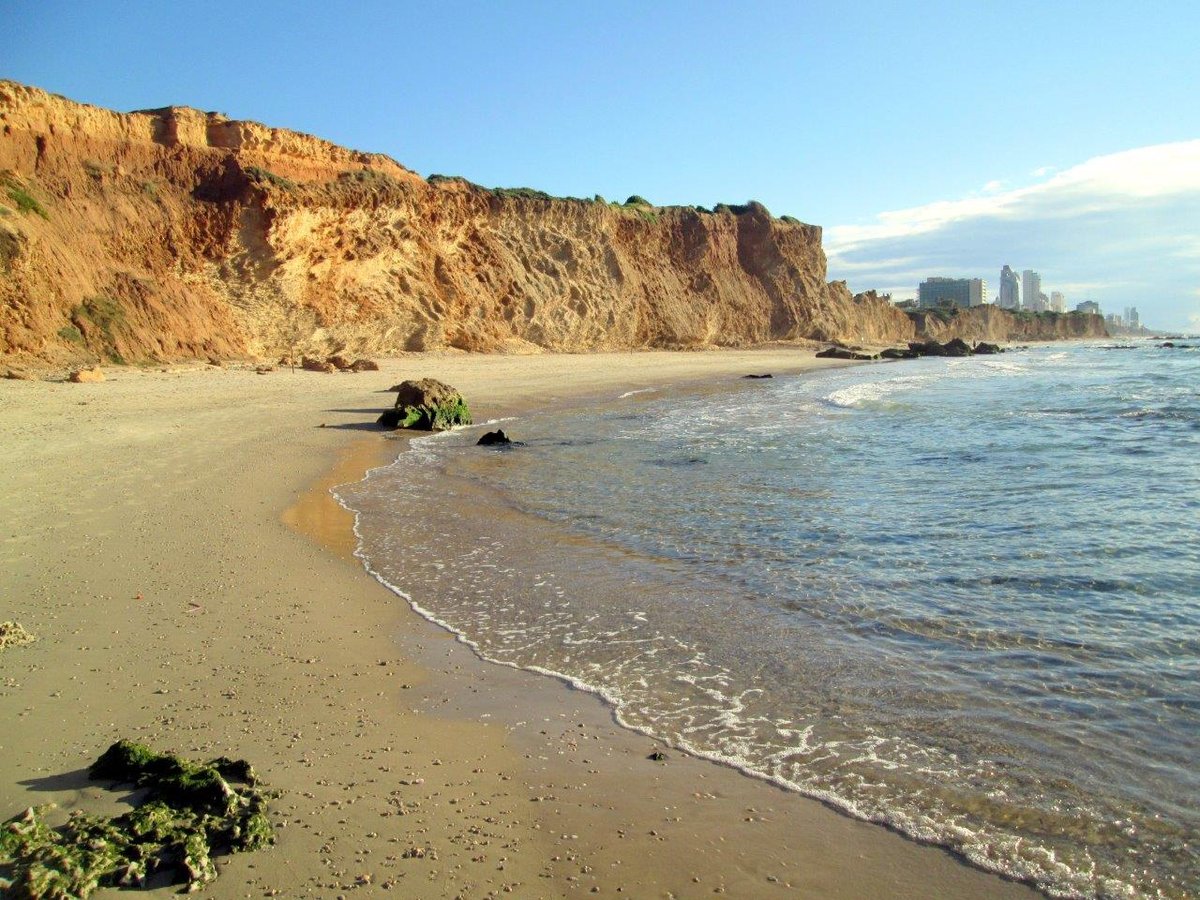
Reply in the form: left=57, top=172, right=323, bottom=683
left=999, top=266, right=1021, bottom=309
left=1022, top=269, right=1042, bottom=311
left=1050, top=291, right=1065, bottom=313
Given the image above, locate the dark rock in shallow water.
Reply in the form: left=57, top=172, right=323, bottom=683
left=647, top=749, right=668, bottom=761
left=378, top=378, right=472, bottom=430
left=743, top=373, right=773, bottom=379
left=816, top=346, right=879, bottom=360
left=908, top=340, right=943, bottom=356
left=973, top=341, right=1002, bottom=354
left=477, top=429, right=524, bottom=447
left=909, top=339, right=973, bottom=357
left=880, top=347, right=919, bottom=359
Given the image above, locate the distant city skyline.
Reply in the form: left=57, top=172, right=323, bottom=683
left=913, top=265, right=1138, bottom=323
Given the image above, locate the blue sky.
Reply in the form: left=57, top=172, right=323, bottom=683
left=6, top=0, right=1200, bottom=329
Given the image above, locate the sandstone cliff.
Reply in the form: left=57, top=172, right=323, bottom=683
left=0, top=82, right=1101, bottom=365
left=907, top=304, right=1108, bottom=343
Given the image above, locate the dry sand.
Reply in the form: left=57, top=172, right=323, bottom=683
left=0, top=350, right=1039, bottom=898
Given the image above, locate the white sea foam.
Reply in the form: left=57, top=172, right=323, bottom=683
left=823, top=374, right=936, bottom=409
left=619, top=387, right=659, bottom=399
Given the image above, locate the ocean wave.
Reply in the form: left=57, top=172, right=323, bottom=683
left=823, top=374, right=936, bottom=409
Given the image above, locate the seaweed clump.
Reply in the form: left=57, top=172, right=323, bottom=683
left=0, top=740, right=274, bottom=897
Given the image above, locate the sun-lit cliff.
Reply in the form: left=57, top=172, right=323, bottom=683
left=0, top=81, right=1104, bottom=366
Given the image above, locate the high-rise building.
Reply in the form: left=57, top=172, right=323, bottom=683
left=1076, top=300, right=1101, bottom=315
left=976, top=280, right=989, bottom=306
left=1050, top=291, right=1066, bottom=313
left=999, top=266, right=1021, bottom=309
left=1022, top=270, right=1042, bottom=311
left=918, top=277, right=988, bottom=309
left=1125, top=307, right=1140, bottom=328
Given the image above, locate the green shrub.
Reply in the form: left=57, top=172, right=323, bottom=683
left=714, top=201, right=770, bottom=217
left=82, top=159, right=114, bottom=179
left=624, top=195, right=651, bottom=206
left=72, top=295, right=125, bottom=360
left=1, top=173, right=49, bottom=220
left=493, top=186, right=554, bottom=201
left=57, top=325, right=84, bottom=344
left=244, top=165, right=296, bottom=191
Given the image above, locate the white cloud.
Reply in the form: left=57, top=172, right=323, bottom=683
left=1032, top=165, right=1056, bottom=178
left=825, top=141, right=1200, bottom=330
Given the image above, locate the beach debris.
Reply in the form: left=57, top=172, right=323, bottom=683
left=377, top=378, right=472, bottom=430
left=4, top=368, right=34, bottom=380
left=0, top=621, right=36, bottom=650
left=68, top=367, right=105, bottom=383
left=254, top=365, right=275, bottom=374
left=647, top=749, right=668, bottom=762
left=0, top=740, right=274, bottom=897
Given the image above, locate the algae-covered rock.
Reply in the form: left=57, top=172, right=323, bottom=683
left=0, top=741, right=274, bottom=897
left=378, top=377, right=471, bottom=430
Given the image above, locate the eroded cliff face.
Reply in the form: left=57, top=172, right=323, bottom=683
left=0, top=82, right=920, bottom=364
left=910, top=304, right=1108, bottom=342
left=0, top=82, right=1101, bottom=365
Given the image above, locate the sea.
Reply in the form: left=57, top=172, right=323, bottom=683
left=336, top=340, right=1199, bottom=899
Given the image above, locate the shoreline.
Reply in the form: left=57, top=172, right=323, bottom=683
left=1, top=350, right=1039, bottom=898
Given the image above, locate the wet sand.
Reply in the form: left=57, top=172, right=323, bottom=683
left=0, top=350, right=1040, bottom=898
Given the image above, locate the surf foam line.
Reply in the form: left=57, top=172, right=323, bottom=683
left=328, top=411, right=1126, bottom=900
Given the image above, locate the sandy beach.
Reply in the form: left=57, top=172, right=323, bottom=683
left=0, top=349, right=1040, bottom=898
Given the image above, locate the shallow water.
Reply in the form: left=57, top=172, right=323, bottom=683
left=338, top=341, right=1200, bottom=898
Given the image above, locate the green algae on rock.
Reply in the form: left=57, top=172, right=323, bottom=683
left=378, top=377, right=472, bottom=430
left=0, top=740, right=274, bottom=897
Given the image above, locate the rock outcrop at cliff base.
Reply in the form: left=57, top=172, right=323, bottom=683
left=0, top=81, right=1105, bottom=365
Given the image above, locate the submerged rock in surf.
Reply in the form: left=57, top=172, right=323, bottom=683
left=477, top=429, right=524, bottom=447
